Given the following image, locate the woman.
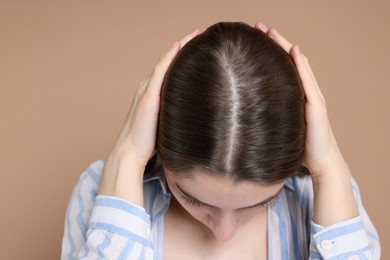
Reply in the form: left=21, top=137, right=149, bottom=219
left=62, top=22, right=380, bottom=259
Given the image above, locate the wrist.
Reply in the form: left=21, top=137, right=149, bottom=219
left=311, top=158, right=359, bottom=226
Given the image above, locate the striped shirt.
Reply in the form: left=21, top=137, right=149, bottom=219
left=61, top=160, right=381, bottom=259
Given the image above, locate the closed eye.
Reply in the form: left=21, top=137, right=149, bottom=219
left=180, top=194, right=203, bottom=207
left=252, top=199, right=274, bottom=209
left=180, top=193, right=275, bottom=209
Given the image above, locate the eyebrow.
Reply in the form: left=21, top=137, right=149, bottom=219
left=176, top=184, right=282, bottom=210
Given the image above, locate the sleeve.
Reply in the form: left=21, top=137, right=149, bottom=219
left=308, top=177, right=381, bottom=260
left=61, top=160, right=154, bottom=260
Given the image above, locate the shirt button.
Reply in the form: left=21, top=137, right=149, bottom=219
left=320, top=240, right=334, bottom=250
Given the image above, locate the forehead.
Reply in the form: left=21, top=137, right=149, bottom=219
left=164, top=167, right=285, bottom=209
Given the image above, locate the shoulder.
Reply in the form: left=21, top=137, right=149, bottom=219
left=268, top=175, right=314, bottom=257
left=283, top=174, right=314, bottom=206
left=273, top=174, right=314, bottom=221
left=80, top=160, right=105, bottom=183
left=278, top=175, right=315, bottom=232
left=70, top=160, right=105, bottom=201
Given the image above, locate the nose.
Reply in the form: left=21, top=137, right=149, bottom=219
left=209, top=212, right=239, bottom=242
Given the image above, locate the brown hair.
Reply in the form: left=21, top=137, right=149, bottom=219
left=156, top=22, right=305, bottom=185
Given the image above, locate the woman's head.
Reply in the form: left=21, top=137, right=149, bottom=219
left=157, top=21, right=305, bottom=185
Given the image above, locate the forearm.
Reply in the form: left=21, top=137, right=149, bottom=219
left=98, top=151, right=145, bottom=207
left=311, top=155, right=359, bottom=227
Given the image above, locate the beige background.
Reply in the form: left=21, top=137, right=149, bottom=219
left=1, top=1, right=389, bottom=259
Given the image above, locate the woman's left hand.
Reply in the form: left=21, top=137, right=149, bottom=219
left=255, top=22, right=347, bottom=179
left=254, top=22, right=358, bottom=226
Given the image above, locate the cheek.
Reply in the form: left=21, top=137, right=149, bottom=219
left=238, top=208, right=264, bottom=222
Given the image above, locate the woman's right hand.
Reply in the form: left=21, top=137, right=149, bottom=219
left=98, top=29, right=200, bottom=206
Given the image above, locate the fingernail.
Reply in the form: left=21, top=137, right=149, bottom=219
left=271, top=28, right=279, bottom=36
left=257, top=22, right=268, bottom=31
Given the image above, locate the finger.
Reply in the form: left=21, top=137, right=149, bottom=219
left=298, top=49, right=325, bottom=102
left=300, top=53, right=318, bottom=88
left=139, top=77, right=150, bottom=89
left=267, top=28, right=293, bottom=53
left=146, top=28, right=201, bottom=95
left=126, top=79, right=149, bottom=126
left=254, top=22, right=269, bottom=33
left=136, top=77, right=150, bottom=99
left=288, top=43, right=321, bottom=98
left=147, top=41, right=181, bottom=95
left=180, top=28, right=201, bottom=48
left=291, top=45, right=324, bottom=104
left=137, top=77, right=149, bottom=98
